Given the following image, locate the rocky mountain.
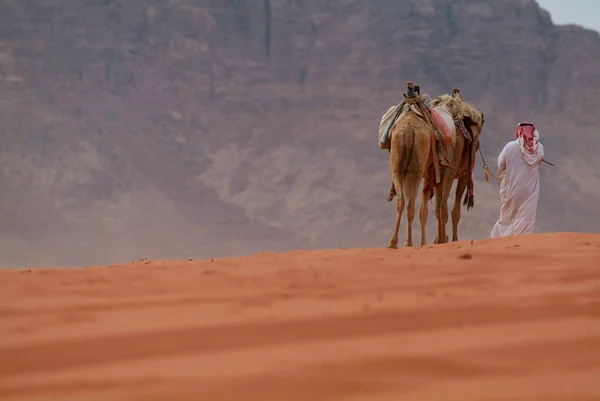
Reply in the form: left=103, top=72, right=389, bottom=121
left=1, top=0, right=599, bottom=267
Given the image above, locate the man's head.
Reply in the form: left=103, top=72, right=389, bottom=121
left=516, top=122, right=539, bottom=155
left=519, top=123, right=535, bottom=149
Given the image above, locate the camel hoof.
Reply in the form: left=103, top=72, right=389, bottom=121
left=434, top=236, right=449, bottom=244
left=388, top=243, right=398, bottom=250
left=404, top=242, right=413, bottom=248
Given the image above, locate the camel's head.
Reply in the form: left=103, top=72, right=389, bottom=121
left=463, top=111, right=485, bottom=142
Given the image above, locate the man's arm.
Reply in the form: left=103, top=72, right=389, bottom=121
left=484, top=142, right=509, bottom=182
left=497, top=143, right=509, bottom=174
left=537, top=143, right=545, bottom=166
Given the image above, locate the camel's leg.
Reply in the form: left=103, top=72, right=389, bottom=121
left=388, top=190, right=405, bottom=249
left=402, top=170, right=424, bottom=248
left=405, top=189, right=416, bottom=248
left=420, top=183, right=433, bottom=246
left=452, top=176, right=468, bottom=242
left=434, top=184, right=443, bottom=244
left=434, top=173, right=453, bottom=244
left=388, top=123, right=407, bottom=249
left=438, top=174, right=454, bottom=244
left=419, top=190, right=430, bottom=246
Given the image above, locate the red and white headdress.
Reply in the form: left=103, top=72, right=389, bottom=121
left=515, top=122, right=540, bottom=165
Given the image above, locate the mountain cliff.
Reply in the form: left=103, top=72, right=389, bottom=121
left=1, top=0, right=599, bottom=267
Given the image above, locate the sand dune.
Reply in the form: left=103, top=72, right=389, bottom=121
left=1, top=233, right=600, bottom=401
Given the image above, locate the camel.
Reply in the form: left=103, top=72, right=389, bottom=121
left=387, top=105, right=433, bottom=249
left=421, top=91, right=485, bottom=245
left=386, top=90, right=485, bottom=246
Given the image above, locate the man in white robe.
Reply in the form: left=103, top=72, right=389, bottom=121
left=488, top=122, right=545, bottom=238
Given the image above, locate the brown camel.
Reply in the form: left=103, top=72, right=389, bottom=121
left=387, top=106, right=433, bottom=249
left=421, top=92, right=485, bottom=244
left=386, top=91, right=485, bottom=246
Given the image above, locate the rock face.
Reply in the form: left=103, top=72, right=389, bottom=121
left=1, top=0, right=599, bottom=267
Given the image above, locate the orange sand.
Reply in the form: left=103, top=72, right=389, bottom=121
left=1, top=233, right=600, bottom=401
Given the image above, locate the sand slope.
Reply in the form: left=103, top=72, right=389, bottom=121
left=1, top=233, right=600, bottom=401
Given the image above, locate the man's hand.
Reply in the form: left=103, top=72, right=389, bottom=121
left=484, top=164, right=504, bottom=183
left=483, top=164, right=490, bottom=182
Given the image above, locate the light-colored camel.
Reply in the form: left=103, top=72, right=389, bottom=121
left=420, top=93, right=485, bottom=245
left=387, top=108, right=433, bottom=249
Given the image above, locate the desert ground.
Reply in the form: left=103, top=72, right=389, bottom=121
left=1, top=232, right=600, bottom=401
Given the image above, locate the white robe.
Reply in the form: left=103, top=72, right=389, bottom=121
left=491, top=139, right=544, bottom=238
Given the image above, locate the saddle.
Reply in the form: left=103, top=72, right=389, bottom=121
left=380, top=82, right=448, bottom=184
left=382, top=85, right=477, bottom=203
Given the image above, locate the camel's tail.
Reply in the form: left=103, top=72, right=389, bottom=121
left=398, top=125, right=415, bottom=179
left=463, top=179, right=475, bottom=211
left=388, top=119, right=415, bottom=202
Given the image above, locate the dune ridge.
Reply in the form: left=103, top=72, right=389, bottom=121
left=1, top=232, right=600, bottom=400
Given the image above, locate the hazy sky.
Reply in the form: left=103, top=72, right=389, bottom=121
left=536, top=0, right=600, bottom=32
